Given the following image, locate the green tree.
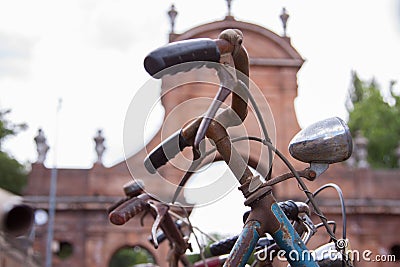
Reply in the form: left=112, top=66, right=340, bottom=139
left=347, top=72, right=400, bottom=168
left=0, top=108, right=27, bottom=194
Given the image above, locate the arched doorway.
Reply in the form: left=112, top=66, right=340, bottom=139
left=109, top=245, right=156, bottom=267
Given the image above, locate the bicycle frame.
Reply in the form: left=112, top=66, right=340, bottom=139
left=228, top=203, right=317, bottom=266
left=197, top=119, right=317, bottom=267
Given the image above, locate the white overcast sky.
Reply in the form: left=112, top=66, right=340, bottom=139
left=1, top=0, right=400, bottom=237
left=1, top=0, right=400, bottom=170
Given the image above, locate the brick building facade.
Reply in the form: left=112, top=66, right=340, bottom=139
left=24, top=12, right=400, bottom=267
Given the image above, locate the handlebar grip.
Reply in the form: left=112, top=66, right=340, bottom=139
left=278, top=200, right=299, bottom=220
left=144, top=130, right=190, bottom=174
left=209, top=235, right=239, bottom=256
left=144, top=38, right=221, bottom=78
left=109, top=197, right=149, bottom=225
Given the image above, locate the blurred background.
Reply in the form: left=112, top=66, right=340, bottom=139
left=1, top=0, right=399, bottom=266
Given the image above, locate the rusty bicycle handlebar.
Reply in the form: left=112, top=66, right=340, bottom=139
left=144, top=38, right=236, bottom=77
left=144, top=29, right=249, bottom=173
left=132, top=29, right=323, bottom=266
left=108, top=192, right=189, bottom=266
left=109, top=193, right=151, bottom=225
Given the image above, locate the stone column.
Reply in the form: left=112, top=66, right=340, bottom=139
left=94, top=129, right=106, bottom=165
left=354, top=131, right=369, bottom=168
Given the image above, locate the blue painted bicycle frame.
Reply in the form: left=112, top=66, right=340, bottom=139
left=224, top=202, right=318, bottom=267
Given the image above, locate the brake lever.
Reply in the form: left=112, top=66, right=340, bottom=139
left=300, top=213, right=317, bottom=245
left=148, top=202, right=169, bottom=249
left=148, top=202, right=189, bottom=258
left=193, top=58, right=238, bottom=151
left=140, top=209, right=150, bottom=227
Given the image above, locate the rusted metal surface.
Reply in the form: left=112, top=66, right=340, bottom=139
left=108, top=193, right=151, bottom=225
left=108, top=192, right=189, bottom=266
left=193, top=66, right=237, bottom=149
left=263, top=169, right=317, bottom=184
left=218, top=29, right=249, bottom=124
left=206, top=120, right=254, bottom=183
left=224, top=220, right=261, bottom=267
left=179, top=29, right=250, bottom=151
left=153, top=203, right=188, bottom=255
left=270, top=203, right=318, bottom=267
